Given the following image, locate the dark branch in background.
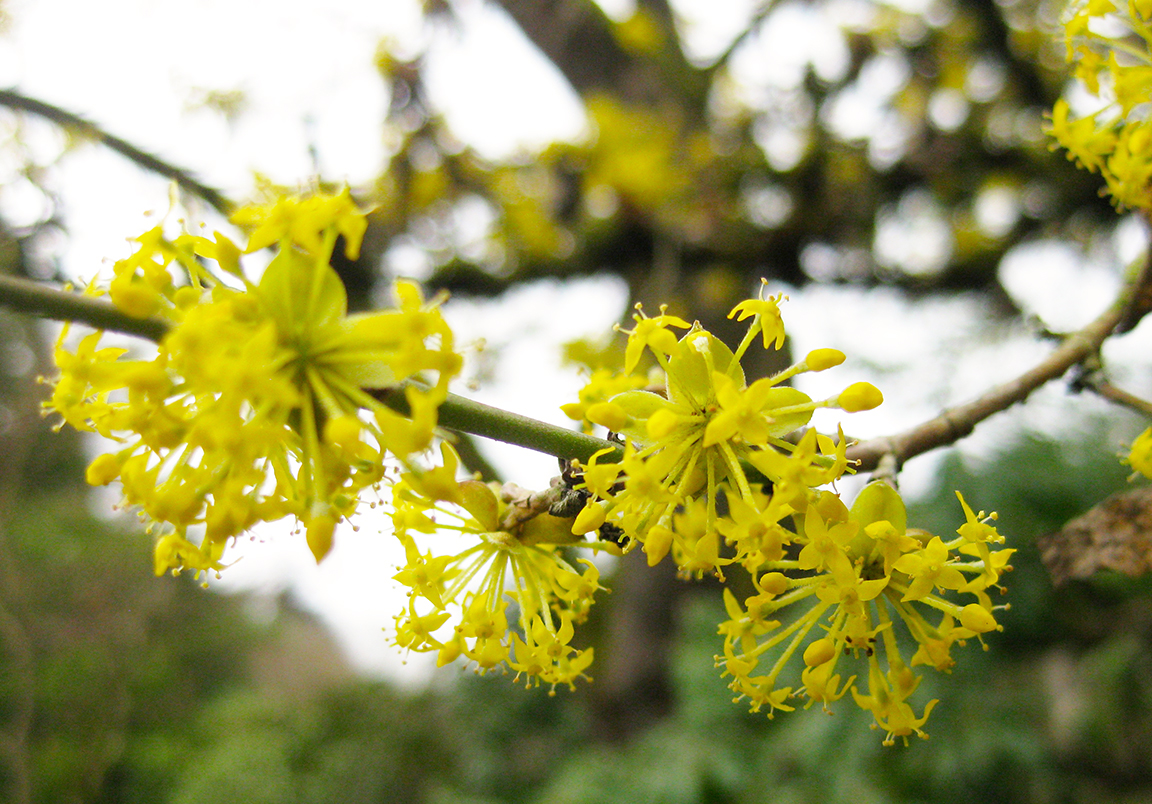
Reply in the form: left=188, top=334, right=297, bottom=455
left=0, top=89, right=234, bottom=217
left=493, top=0, right=709, bottom=116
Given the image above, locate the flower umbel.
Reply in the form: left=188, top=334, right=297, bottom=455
left=563, top=283, right=1008, bottom=741
left=46, top=189, right=462, bottom=578
left=716, top=482, right=1013, bottom=744
left=1049, top=1, right=1152, bottom=211
left=390, top=465, right=602, bottom=690
left=572, top=290, right=880, bottom=580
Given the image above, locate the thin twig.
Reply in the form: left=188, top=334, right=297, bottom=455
left=371, top=386, right=621, bottom=464
left=1084, top=379, right=1152, bottom=418
left=847, top=279, right=1136, bottom=473
left=0, top=88, right=234, bottom=216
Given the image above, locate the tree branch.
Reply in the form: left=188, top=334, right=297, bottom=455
left=11, top=247, right=1143, bottom=479
left=1079, top=377, right=1152, bottom=418
left=371, top=386, right=620, bottom=464
left=0, top=88, right=234, bottom=217
left=0, top=274, right=620, bottom=464
left=0, top=275, right=169, bottom=341
left=847, top=254, right=1152, bottom=472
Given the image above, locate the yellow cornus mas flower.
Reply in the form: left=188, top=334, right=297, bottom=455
left=1124, top=427, right=1152, bottom=479
left=560, top=282, right=1011, bottom=742
left=48, top=214, right=1014, bottom=741
left=1050, top=0, right=1152, bottom=210
left=390, top=452, right=604, bottom=690
left=46, top=189, right=462, bottom=578
left=571, top=281, right=877, bottom=576
left=716, top=483, right=1012, bottom=744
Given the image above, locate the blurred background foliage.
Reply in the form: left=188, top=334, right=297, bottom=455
left=1, top=0, right=1152, bottom=800
left=4, top=429, right=1152, bottom=803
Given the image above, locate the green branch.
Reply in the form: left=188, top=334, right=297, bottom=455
left=0, top=273, right=617, bottom=463
left=371, top=386, right=620, bottom=465
left=0, top=275, right=169, bottom=341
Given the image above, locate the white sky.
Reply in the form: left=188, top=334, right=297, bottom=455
left=4, top=0, right=1152, bottom=682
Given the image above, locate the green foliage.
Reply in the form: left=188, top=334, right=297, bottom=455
left=4, top=420, right=1152, bottom=802
left=0, top=498, right=257, bottom=804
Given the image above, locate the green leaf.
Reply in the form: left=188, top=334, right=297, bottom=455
left=666, top=330, right=744, bottom=407
left=457, top=480, right=499, bottom=532
left=761, top=387, right=814, bottom=437
left=849, top=480, right=907, bottom=534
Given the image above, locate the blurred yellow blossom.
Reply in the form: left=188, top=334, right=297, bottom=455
left=1049, top=0, right=1152, bottom=210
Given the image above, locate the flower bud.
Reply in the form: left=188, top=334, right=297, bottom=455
left=805, top=348, right=846, bottom=371
left=803, top=637, right=837, bottom=667
left=646, top=407, right=680, bottom=440
left=172, top=286, right=202, bottom=311
left=307, top=513, right=337, bottom=563
left=109, top=274, right=162, bottom=319
left=572, top=501, right=607, bottom=535
left=85, top=453, right=121, bottom=486
left=758, top=572, right=790, bottom=595
left=587, top=401, right=628, bottom=432
left=838, top=382, right=883, bottom=412
left=960, top=603, right=999, bottom=634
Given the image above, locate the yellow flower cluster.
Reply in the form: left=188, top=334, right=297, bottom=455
left=46, top=197, right=1015, bottom=719
left=47, top=189, right=461, bottom=577
left=1050, top=0, right=1152, bottom=210
left=1050, top=5, right=1152, bottom=482
left=389, top=449, right=604, bottom=690
left=1124, top=426, right=1152, bottom=477
left=717, top=485, right=1011, bottom=745
left=564, top=284, right=1013, bottom=743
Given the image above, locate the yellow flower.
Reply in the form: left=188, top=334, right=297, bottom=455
left=715, top=481, right=1009, bottom=741
left=1124, top=427, right=1152, bottom=478
left=560, top=367, right=648, bottom=433
left=1050, top=3, right=1152, bottom=211
left=616, top=302, right=691, bottom=374
left=892, top=536, right=967, bottom=601
left=230, top=186, right=368, bottom=259
left=390, top=476, right=602, bottom=686
left=45, top=192, right=461, bottom=580
left=727, top=279, right=786, bottom=350
left=568, top=283, right=888, bottom=589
